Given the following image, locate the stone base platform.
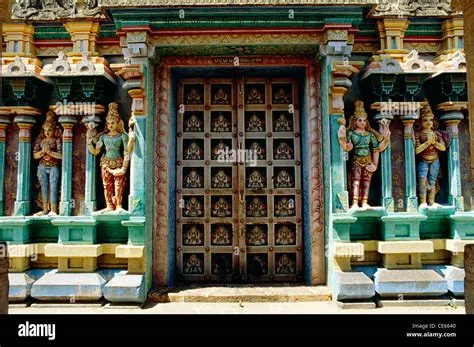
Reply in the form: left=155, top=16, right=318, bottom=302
left=333, top=272, right=375, bottom=300
left=103, top=274, right=146, bottom=303
left=149, top=285, right=332, bottom=303
left=374, top=269, right=448, bottom=298
left=8, top=273, right=35, bottom=302
left=376, top=296, right=458, bottom=308
left=31, top=271, right=106, bottom=301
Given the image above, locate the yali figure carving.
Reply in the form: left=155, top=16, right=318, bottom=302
left=87, top=102, right=136, bottom=213
left=32, top=110, right=63, bottom=216
left=338, top=100, right=390, bottom=209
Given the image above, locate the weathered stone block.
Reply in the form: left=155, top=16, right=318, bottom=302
left=31, top=273, right=105, bottom=301
left=381, top=214, right=427, bottom=241
left=8, top=273, right=34, bottom=302
left=378, top=240, right=433, bottom=254
left=103, top=274, right=145, bottom=303
left=52, top=217, right=98, bottom=245
left=442, top=266, right=465, bottom=297
left=374, top=269, right=448, bottom=298
left=450, top=212, right=474, bottom=240
left=333, top=272, right=375, bottom=300
left=332, top=215, right=357, bottom=242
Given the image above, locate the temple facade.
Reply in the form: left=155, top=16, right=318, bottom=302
left=1, top=0, right=472, bottom=304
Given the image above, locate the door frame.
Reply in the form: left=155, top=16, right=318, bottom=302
left=153, top=56, right=325, bottom=287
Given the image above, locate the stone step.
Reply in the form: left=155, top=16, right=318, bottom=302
left=374, top=269, right=448, bottom=298
left=149, top=285, right=332, bottom=303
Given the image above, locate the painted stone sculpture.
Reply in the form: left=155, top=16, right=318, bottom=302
left=87, top=102, right=136, bottom=213
left=338, top=100, right=390, bottom=209
left=414, top=106, right=447, bottom=208
left=32, top=110, right=63, bottom=216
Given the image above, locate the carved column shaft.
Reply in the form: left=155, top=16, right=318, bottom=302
left=14, top=116, right=36, bottom=216
left=440, top=111, right=465, bottom=211
left=401, top=116, right=418, bottom=212
left=373, top=110, right=394, bottom=211
left=82, top=115, right=101, bottom=215
left=58, top=115, right=77, bottom=216
left=0, top=117, right=10, bottom=216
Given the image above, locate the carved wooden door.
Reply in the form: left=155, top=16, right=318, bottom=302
left=176, top=77, right=302, bottom=283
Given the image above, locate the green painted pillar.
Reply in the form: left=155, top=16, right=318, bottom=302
left=440, top=111, right=465, bottom=211
left=330, top=111, right=349, bottom=212
left=374, top=113, right=394, bottom=212
left=13, top=116, right=36, bottom=216
left=58, top=116, right=77, bottom=216
left=128, top=115, right=146, bottom=216
left=0, top=117, right=10, bottom=216
left=400, top=115, right=418, bottom=212
left=82, top=115, right=101, bottom=215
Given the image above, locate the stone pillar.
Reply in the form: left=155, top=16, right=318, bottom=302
left=465, top=244, right=474, bottom=314
left=14, top=115, right=36, bottom=216
left=452, top=0, right=474, bottom=195
left=375, top=19, right=409, bottom=61
left=373, top=111, right=394, bottom=212
left=0, top=241, right=8, bottom=314
left=58, top=115, right=77, bottom=216
left=0, top=116, right=10, bottom=216
left=328, top=62, right=360, bottom=213
left=438, top=104, right=466, bottom=211
left=400, top=114, right=418, bottom=212
left=127, top=89, right=146, bottom=216
left=319, top=26, right=359, bottom=213
left=82, top=115, right=101, bottom=215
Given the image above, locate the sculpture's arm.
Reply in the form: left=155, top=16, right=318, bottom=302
left=433, top=132, right=446, bottom=152
left=87, top=134, right=102, bottom=156
left=415, top=133, right=430, bottom=155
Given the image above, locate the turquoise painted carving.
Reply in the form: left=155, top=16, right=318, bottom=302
left=32, top=110, right=63, bottom=216
left=414, top=106, right=447, bottom=209
left=337, top=101, right=390, bottom=209
left=86, top=102, right=136, bottom=213
left=58, top=115, right=77, bottom=216
left=14, top=116, right=36, bottom=216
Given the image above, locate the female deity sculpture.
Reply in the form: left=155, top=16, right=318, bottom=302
left=338, top=100, right=390, bottom=209
left=247, top=87, right=264, bottom=104
left=212, top=113, right=230, bottom=132
left=247, top=113, right=264, bottom=132
left=414, top=106, right=447, bottom=208
left=186, top=88, right=202, bottom=104
left=248, top=142, right=265, bottom=160
left=274, top=87, right=290, bottom=104
left=184, top=113, right=203, bottom=132
left=274, top=142, right=294, bottom=160
left=32, top=110, right=63, bottom=216
left=213, top=87, right=229, bottom=104
left=87, top=102, right=136, bottom=213
left=184, top=169, right=203, bottom=188
left=212, top=197, right=232, bottom=217
left=247, top=225, right=267, bottom=246
left=275, top=169, right=294, bottom=188
left=247, top=197, right=267, bottom=217
left=274, top=113, right=293, bottom=132
left=247, top=169, right=265, bottom=189
left=211, top=169, right=231, bottom=188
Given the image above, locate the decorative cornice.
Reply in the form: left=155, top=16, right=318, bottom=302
left=102, top=0, right=378, bottom=6
left=371, top=0, right=457, bottom=17
left=12, top=0, right=104, bottom=20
